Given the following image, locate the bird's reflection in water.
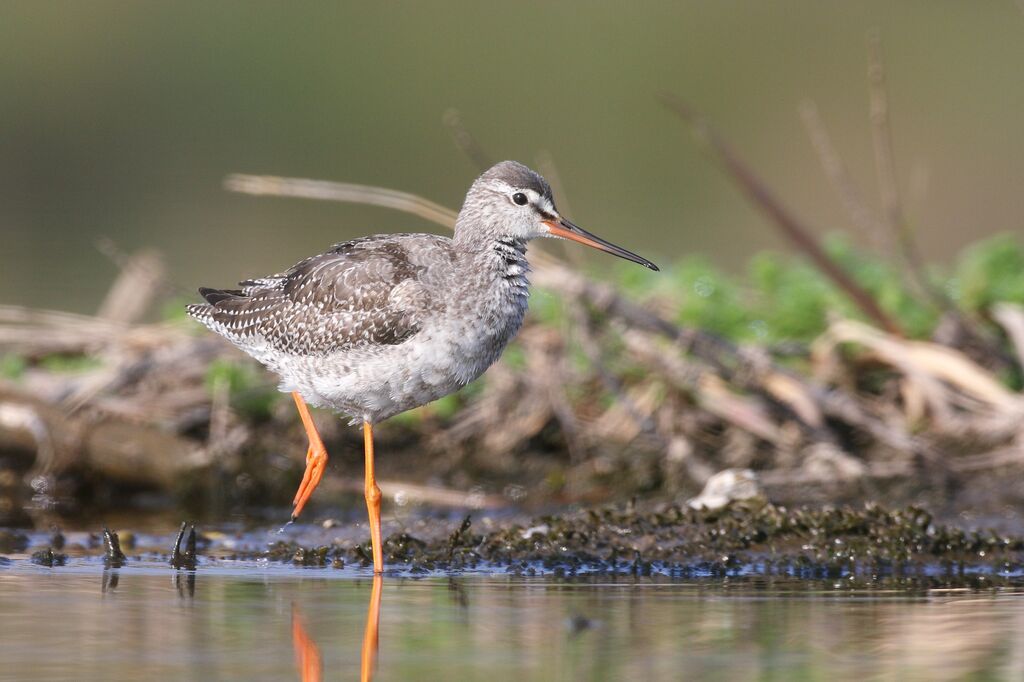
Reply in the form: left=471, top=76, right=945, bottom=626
left=360, top=575, right=383, bottom=682
left=175, top=571, right=196, bottom=599
left=101, top=569, right=119, bottom=593
left=291, top=574, right=383, bottom=682
left=292, top=604, right=323, bottom=682
left=447, top=578, right=469, bottom=622
left=101, top=566, right=194, bottom=598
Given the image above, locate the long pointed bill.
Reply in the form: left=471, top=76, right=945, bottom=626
left=543, top=218, right=659, bottom=271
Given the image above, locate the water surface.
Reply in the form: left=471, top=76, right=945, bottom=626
left=2, top=561, right=1022, bottom=681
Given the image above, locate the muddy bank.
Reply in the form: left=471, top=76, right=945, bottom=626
left=292, top=502, right=1024, bottom=582
left=6, top=501, right=1024, bottom=588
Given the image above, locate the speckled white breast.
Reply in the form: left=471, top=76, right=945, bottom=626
left=273, top=239, right=530, bottom=423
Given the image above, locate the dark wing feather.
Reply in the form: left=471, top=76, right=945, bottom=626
left=188, top=235, right=446, bottom=356
left=199, top=287, right=244, bottom=304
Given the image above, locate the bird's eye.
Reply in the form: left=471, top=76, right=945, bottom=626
left=511, top=192, right=528, bottom=206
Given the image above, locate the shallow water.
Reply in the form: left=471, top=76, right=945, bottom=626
left=3, top=559, right=1024, bottom=682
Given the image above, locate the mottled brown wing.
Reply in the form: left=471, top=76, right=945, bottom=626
left=188, top=236, right=440, bottom=356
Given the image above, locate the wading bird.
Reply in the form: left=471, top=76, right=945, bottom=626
left=188, top=161, right=657, bottom=573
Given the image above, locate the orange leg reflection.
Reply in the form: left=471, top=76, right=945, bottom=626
left=291, top=604, right=323, bottom=682
left=361, top=574, right=383, bottom=682
left=290, top=576, right=382, bottom=682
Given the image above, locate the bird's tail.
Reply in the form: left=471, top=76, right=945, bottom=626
left=186, top=287, right=247, bottom=336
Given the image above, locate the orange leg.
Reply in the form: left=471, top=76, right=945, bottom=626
left=363, top=421, right=384, bottom=573
left=291, top=392, right=329, bottom=521
left=360, top=573, right=383, bottom=682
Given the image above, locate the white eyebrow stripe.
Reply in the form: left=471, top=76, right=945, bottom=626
left=492, top=182, right=552, bottom=211
left=522, top=189, right=547, bottom=210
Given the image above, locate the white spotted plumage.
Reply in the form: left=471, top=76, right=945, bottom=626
left=188, top=163, right=542, bottom=425
left=189, top=160, right=656, bottom=426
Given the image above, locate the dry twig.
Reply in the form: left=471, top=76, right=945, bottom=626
left=442, top=108, right=493, bottom=172
left=659, top=92, right=903, bottom=336
left=798, top=99, right=888, bottom=249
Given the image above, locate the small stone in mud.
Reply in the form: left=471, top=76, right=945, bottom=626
left=171, top=522, right=197, bottom=570
left=49, top=525, right=65, bottom=550
left=688, top=469, right=766, bottom=512
left=103, top=527, right=127, bottom=568
left=31, top=548, right=67, bottom=567
left=520, top=524, right=550, bottom=540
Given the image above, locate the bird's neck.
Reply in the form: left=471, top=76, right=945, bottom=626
left=453, top=224, right=529, bottom=263
left=487, top=237, right=530, bottom=297
left=450, top=235, right=530, bottom=369
left=489, top=235, right=528, bottom=263
left=452, top=234, right=530, bottom=296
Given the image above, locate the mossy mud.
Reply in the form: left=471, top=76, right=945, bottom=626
left=5, top=502, right=1024, bottom=588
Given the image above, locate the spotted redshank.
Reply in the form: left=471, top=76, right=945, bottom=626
left=188, top=161, right=657, bottom=573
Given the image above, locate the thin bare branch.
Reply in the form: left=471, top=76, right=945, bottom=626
left=659, top=92, right=903, bottom=336
left=442, top=108, right=493, bottom=172
left=798, top=99, right=888, bottom=250
left=865, top=34, right=1012, bottom=365
left=866, top=31, right=946, bottom=311
left=224, top=174, right=458, bottom=228
left=866, top=30, right=908, bottom=248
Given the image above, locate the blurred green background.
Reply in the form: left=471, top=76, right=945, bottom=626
left=2, top=1, right=1022, bottom=313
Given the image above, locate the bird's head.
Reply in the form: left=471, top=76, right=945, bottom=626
left=457, top=160, right=658, bottom=271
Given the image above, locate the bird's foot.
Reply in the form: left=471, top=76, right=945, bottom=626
left=291, top=443, right=328, bottom=520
